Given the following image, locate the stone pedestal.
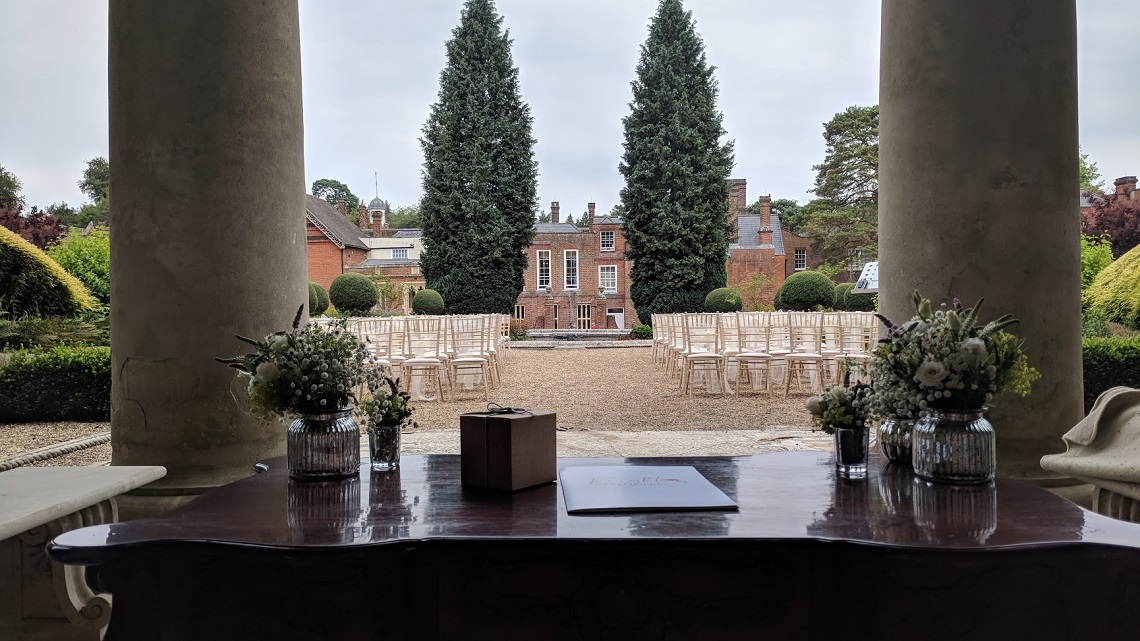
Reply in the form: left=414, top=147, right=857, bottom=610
left=108, top=0, right=306, bottom=513
left=879, top=0, right=1081, bottom=480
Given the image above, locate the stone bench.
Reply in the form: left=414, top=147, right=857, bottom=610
left=0, top=465, right=166, bottom=640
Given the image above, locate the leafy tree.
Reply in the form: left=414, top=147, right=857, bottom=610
left=1079, top=147, right=1106, bottom=195
left=311, top=179, right=361, bottom=212
left=0, top=164, right=24, bottom=210
left=747, top=197, right=803, bottom=232
left=75, top=199, right=110, bottom=227
left=386, top=204, right=422, bottom=229
left=797, top=201, right=877, bottom=270
left=1, top=206, right=64, bottom=249
left=419, top=0, right=538, bottom=314
left=48, top=229, right=111, bottom=303
left=1080, top=234, right=1113, bottom=291
left=1083, top=191, right=1140, bottom=257
left=78, top=157, right=110, bottom=204
left=619, top=0, right=735, bottom=321
left=46, top=202, right=79, bottom=228
left=535, top=210, right=551, bottom=224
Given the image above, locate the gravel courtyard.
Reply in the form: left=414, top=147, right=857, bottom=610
left=1, top=345, right=820, bottom=466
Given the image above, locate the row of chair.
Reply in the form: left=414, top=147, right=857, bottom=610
left=651, top=312, right=879, bottom=396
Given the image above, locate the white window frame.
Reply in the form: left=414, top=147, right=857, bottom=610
left=564, top=250, right=579, bottom=290
left=600, top=230, right=615, bottom=252
left=598, top=265, right=617, bottom=293
left=392, top=248, right=408, bottom=260
left=794, top=248, right=807, bottom=271
left=537, top=250, right=551, bottom=289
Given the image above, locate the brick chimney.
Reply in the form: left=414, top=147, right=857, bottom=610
left=758, top=195, right=772, bottom=221
left=727, top=178, right=747, bottom=229
left=587, top=202, right=596, bottom=228
left=336, top=199, right=348, bottom=217
left=551, top=201, right=560, bottom=224
left=357, top=204, right=370, bottom=232
left=1115, top=176, right=1138, bottom=199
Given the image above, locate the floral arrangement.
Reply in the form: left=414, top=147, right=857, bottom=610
left=217, top=305, right=377, bottom=418
left=805, top=378, right=872, bottom=435
left=868, top=292, right=1040, bottom=416
left=359, top=375, right=416, bottom=431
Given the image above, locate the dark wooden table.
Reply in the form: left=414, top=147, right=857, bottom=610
left=49, top=452, right=1140, bottom=640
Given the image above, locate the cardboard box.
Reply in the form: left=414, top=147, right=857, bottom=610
left=460, top=410, right=557, bottom=491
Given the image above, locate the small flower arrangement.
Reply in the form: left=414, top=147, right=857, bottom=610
left=868, top=292, right=1040, bottom=416
left=359, top=375, right=416, bottom=431
left=806, top=378, right=872, bottom=435
left=217, top=305, right=377, bottom=419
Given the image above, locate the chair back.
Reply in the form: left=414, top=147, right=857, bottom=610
left=450, top=315, right=488, bottom=358
left=736, top=312, right=770, bottom=354
left=406, top=316, right=445, bottom=359
left=683, top=313, right=721, bottom=354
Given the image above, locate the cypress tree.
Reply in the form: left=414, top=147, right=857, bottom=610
left=619, top=0, right=735, bottom=322
left=420, top=0, right=538, bottom=314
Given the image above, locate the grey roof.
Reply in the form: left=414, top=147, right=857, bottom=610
left=392, top=229, right=422, bottom=238
left=594, top=215, right=624, bottom=225
left=535, top=223, right=582, bottom=234
left=770, top=209, right=786, bottom=255
left=367, top=197, right=388, bottom=212
left=358, top=258, right=420, bottom=267
left=305, top=194, right=368, bottom=250
left=735, top=216, right=762, bottom=248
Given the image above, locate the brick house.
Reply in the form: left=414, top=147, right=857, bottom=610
left=514, top=202, right=639, bottom=330
left=1081, top=175, right=1138, bottom=228
left=725, top=179, right=816, bottom=308
left=305, top=194, right=369, bottom=291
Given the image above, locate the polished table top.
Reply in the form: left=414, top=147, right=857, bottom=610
left=49, top=452, right=1140, bottom=564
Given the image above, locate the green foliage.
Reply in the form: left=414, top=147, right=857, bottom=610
left=47, top=230, right=110, bottom=303
left=833, top=282, right=854, bottom=310
left=846, top=289, right=876, bottom=312
left=0, top=314, right=109, bottom=350
left=370, top=275, right=403, bottom=310
left=308, top=281, right=330, bottom=316
left=387, top=205, right=421, bottom=229
left=1082, top=309, right=1111, bottom=338
left=0, top=225, right=97, bottom=317
left=774, top=270, right=836, bottom=311
left=78, top=157, right=110, bottom=203
left=0, top=164, right=23, bottom=210
left=1084, top=243, right=1140, bottom=329
left=704, top=287, right=742, bottom=312
left=748, top=198, right=803, bottom=232
left=631, top=324, right=654, bottom=339
left=739, top=272, right=777, bottom=311
left=798, top=201, right=878, bottom=271
left=535, top=211, right=551, bottom=224
left=311, top=178, right=361, bottom=216
left=1082, top=336, right=1140, bottom=411
left=619, top=0, right=735, bottom=323
left=0, top=346, right=111, bottom=422
left=420, top=0, right=537, bottom=315
left=1079, top=146, right=1106, bottom=195
left=329, top=273, right=377, bottom=316
left=1081, top=234, right=1114, bottom=291
left=411, top=288, right=445, bottom=315
left=75, top=199, right=110, bottom=227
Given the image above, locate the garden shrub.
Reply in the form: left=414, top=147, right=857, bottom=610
left=0, top=346, right=111, bottom=421
left=0, top=315, right=109, bottom=350
left=631, top=324, right=653, bottom=339
left=508, top=319, right=530, bottom=340
left=704, top=287, right=742, bottom=313
left=328, top=273, right=377, bottom=316
left=308, top=281, right=330, bottom=316
left=412, top=289, right=445, bottom=315
left=47, top=230, right=111, bottom=304
left=1085, top=243, right=1140, bottom=330
left=1082, top=336, right=1140, bottom=412
left=846, top=290, right=876, bottom=312
left=0, top=225, right=97, bottom=317
left=774, top=271, right=836, bottom=311
left=1082, top=309, right=1111, bottom=338
left=833, top=283, right=854, bottom=310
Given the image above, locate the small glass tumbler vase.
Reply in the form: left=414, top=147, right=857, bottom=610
left=368, top=425, right=401, bottom=472
left=834, top=427, right=870, bottom=480
left=912, top=408, right=995, bottom=485
left=877, top=418, right=915, bottom=466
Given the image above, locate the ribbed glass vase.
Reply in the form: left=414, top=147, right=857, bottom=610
left=877, top=418, right=915, bottom=466
left=911, top=408, right=995, bottom=484
left=286, top=408, right=361, bottom=480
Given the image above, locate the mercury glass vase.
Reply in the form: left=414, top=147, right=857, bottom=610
left=286, top=408, right=361, bottom=480
left=877, top=418, right=915, bottom=466
left=912, top=408, right=995, bottom=485
left=368, top=424, right=401, bottom=472
left=833, top=427, right=870, bottom=480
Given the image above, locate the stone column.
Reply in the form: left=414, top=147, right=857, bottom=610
left=879, top=0, right=1080, bottom=480
left=109, top=0, right=306, bottom=514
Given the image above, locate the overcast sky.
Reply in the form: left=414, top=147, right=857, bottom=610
left=1, top=1, right=1136, bottom=215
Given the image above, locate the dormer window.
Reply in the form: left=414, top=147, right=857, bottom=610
left=392, top=248, right=408, bottom=260
left=600, top=230, right=615, bottom=252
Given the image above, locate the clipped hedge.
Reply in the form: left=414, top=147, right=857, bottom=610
left=329, top=273, right=377, bottom=316
left=1082, top=336, right=1140, bottom=412
left=774, top=271, right=835, bottom=311
left=412, top=288, right=445, bottom=315
left=631, top=324, right=653, bottom=339
left=0, top=346, right=111, bottom=422
left=833, top=283, right=854, bottom=310
left=846, top=290, right=876, bottom=312
left=0, top=225, right=97, bottom=317
left=1085, top=243, right=1140, bottom=329
left=308, top=281, right=330, bottom=316
left=47, top=229, right=111, bottom=304
left=704, top=287, right=742, bottom=312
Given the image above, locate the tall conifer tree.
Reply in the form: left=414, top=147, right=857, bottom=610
left=420, top=0, right=537, bottom=314
left=619, top=0, right=734, bottom=322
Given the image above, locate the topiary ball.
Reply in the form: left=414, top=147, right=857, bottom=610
left=308, top=281, right=330, bottom=316
left=774, top=271, right=836, bottom=311
left=1086, top=243, right=1140, bottom=330
left=328, top=273, right=377, bottom=316
left=833, top=282, right=855, bottom=310
left=412, top=288, right=445, bottom=315
left=704, top=287, right=742, bottom=312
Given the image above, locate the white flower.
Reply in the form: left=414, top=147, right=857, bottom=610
left=805, top=397, right=824, bottom=416
left=253, top=361, right=281, bottom=383
left=960, top=337, right=987, bottom=365
left=914, top=360, right=949, bottom=387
